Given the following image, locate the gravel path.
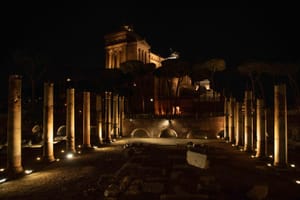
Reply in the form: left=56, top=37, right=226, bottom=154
left=1, top=138, right=300, bottom=200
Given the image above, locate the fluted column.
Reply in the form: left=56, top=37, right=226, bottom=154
left=96, top=95, right=103, bottom=144
left=82, top=91, right=91, bottom=149
left=274, top=84, right=288, bottom=167
left=66, top=88, right=76, bottom=153
left=7, top=75, right=24, bottom=175
left=104, top=91, right=112, bottom=143
left=43, top=82, right=55, bottom=162
left=244, top=90, right=253, bottom=152
left=256, top=98, right=266, bottom=158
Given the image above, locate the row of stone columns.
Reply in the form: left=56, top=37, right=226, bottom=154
left=223, top=84, right=288, bottom=167
left=6, top=75, right=125, bottom=176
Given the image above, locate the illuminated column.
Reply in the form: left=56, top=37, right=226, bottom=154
left=229, top=97, right=235, bottom=143
left=256, top=98, right=266, bottom=158
left=264, top=109, right=268, bottom=156
left=154, top=77, right=160, bottom=115
left=274, top=84, right=288, bottom=167
left=112, top=94, right=119, bottom=139
left=116, top=50, right=120, bottom=68
left=235, top=102, right=243, bottom=146
left=96, top=95, right=103, bottom=144
left=43, top=82, right=55, bottom=162
left=82, top=91, right=91, bottom=148
left=104, top=91, right=112, bottom=143
left=66, top=88, right=76, bottom=153
left=244, top=90, right=253, bottom=152
left=223, top=97, right=229, bottom=139
left=108, top=50, right=112, bottom=69
left=7, top=75, right=24, bottom=175
left=119, top=96, right=124, bottom=137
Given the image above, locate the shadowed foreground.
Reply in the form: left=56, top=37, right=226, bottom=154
left=1, top=138, right=300, bottom=200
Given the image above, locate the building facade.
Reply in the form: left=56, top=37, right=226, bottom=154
left=104, top=25, right=221, bottom=117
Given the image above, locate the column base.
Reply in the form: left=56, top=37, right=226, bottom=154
left=274, top=162, right=288, bottom=169
left=6, top=166, right=24, bottom=179
left=42, top=156, right=56, bottom=163
left=81, top=144, right=94, bottom=152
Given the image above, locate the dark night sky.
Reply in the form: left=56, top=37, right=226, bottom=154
left=1, top=3, right=300, bottom=71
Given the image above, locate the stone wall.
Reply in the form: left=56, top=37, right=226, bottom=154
left=122, top=116, right=224, bottom=139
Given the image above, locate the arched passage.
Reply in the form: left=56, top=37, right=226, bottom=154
left=131, top=128, right=150, bottom=138
left=159, top=128, right=178, bottom=138
left=56, top=125, right=66, bottom=136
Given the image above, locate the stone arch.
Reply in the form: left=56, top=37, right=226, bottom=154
left=131, top=128, right=150, bottom=138
left=56, top=125, right=66, bottom=136
left=159, top=128, right=178, bottom=138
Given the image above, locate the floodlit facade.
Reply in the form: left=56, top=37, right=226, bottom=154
left=104, top=25, right=222, bottom=117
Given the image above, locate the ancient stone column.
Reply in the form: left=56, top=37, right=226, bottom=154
left=82, top=91, right=91, bottom=149
left=96, top=95, right=103, bottom=144
left=104, top=91, right=112, bottom=143
left=42, top=82, right=55, bottom=162
left=264, top=109, right=269, bottom=156
left=66, top=88, right=76, bottom=153
left=244, top=90, right=253, bottom=152
left=116, top=50, right=120, bottom=68
left=108, top=50, right=113, bottom=69
left=256, top=98, right=266, bottom=158
left=235, top=102, right=243, bottom=146
left=119, top=96, right=124, bottom=137
left=154, top=77, right=160, bottom=116
left=112, top=94, right=119, bottom=139
left=223, top=97, right=229, bottom=139
left=274, top=84, right=288, bottom=167
left=229, top=97, right=235, bottom=143
left=7, top=75, right=24, bottom=175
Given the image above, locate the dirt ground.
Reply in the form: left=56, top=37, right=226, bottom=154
left=1, top=138, right=300, bottom=200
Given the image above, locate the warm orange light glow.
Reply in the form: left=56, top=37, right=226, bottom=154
left=290, top=164, right=296, bottom=168
left=25, top=169, right=33, bottom=174
left=66, top=153, right=74, bottom=159
left=0, top=178, right=7, bottom=183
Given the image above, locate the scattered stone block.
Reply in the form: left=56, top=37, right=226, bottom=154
left=186, top=150, right=209, bottom=169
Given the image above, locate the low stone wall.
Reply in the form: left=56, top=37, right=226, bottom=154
left=122, top=116, right=224, bottom=139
